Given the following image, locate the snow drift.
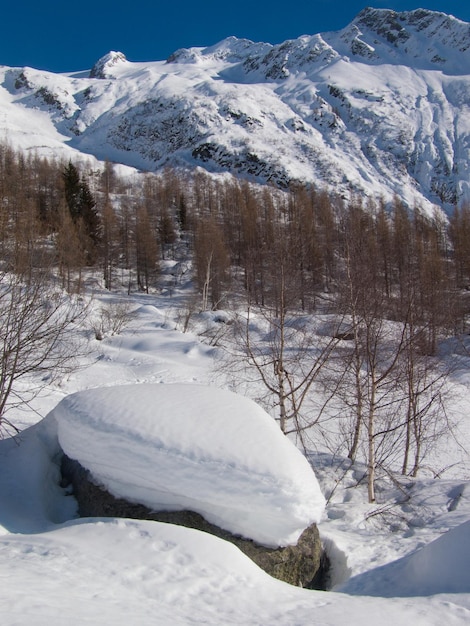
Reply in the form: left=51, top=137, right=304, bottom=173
left=339, top=519, right=470, bottom=597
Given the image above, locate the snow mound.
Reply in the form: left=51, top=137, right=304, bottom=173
left=340, top=520, right=470, bottom=596
left=4, top=518, right=460, bottom=626
left=51, top=383, right=325, bottom=546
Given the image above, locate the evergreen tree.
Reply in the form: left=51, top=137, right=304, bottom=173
left=62, top=162, right=101, bottom=251
left=62, top=162, right=82, bottom=221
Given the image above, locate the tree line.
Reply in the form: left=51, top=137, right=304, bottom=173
left=2, top=141, right=469, bottom=322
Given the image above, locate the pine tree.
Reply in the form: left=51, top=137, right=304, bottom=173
left=62, top=162, right=101, bottom=260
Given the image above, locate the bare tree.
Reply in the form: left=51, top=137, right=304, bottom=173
left=134, top=204, right=159, bottom=293
left=194, top=217, right=230, bottom=311
left=56, top=204, right=87, bottom=293
left=229, top=253, right=340, bottom=440
left=399, top=323, right=450, bottom=477
left=320, top=201, right=458, bottom=501
left=0, top=263, right=88, bottom=437
left=100, top=192, right=120, bottom=290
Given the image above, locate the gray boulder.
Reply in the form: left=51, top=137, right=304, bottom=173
left=61, top=455, right=327, bottom=589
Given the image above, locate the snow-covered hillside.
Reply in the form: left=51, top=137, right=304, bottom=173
left=0, top=7, right=469, bottom=213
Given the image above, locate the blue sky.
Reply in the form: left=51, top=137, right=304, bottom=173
left=1, top=1, right=469, bottom=72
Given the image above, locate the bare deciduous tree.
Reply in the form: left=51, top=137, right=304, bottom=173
left=0, top=264, right=88, bottom=437
left=227, top=252, right=341, bottom=441
left=194, top=217, right=230, bottom=311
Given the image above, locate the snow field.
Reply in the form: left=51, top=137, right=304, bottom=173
left=1, top=282, right=470, bottom=624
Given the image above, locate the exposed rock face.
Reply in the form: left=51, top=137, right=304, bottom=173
left=61, top=455, right=326, bottom=589
left=89, top=51, right=127, bottom=79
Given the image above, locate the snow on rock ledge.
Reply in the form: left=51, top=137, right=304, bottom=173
left=51, top=383, right=325, bottom=547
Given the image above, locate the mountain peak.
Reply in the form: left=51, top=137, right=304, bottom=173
left=341, top=7, right=470, bottom=74
left=166, top=37, right=271, bottom=65
left=89, top=51, right=128, bottom=79
left=355, top=7, right=411, bottom=44
left=0, top=9, right=469, bottom=212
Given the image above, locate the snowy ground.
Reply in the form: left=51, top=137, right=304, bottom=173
left=1, top=282, right=470, bottom=625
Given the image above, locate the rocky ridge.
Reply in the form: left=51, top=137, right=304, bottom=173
left=1, top=8, right=469, bottom=212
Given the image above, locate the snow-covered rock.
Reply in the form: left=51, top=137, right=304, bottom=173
left=89, top=51, right=128, bottom=79
left=50, top=383, right=325, bottom=547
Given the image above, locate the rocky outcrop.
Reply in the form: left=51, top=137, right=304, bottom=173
left=89, top=51, right=127, bottom=79
left=61, top=455, right=326, bottom=589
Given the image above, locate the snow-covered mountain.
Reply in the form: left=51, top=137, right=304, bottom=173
left=1, top=7, right=469, bottom=212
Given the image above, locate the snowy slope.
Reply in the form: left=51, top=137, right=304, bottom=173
left=2, top=517, right=470, bottom=626
left=339, top=519, right=470, bottom=597
left=0, top=8, right=469, bottom=212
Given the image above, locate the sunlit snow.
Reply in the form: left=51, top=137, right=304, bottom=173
left=52, top=383, right=325, bottom=546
